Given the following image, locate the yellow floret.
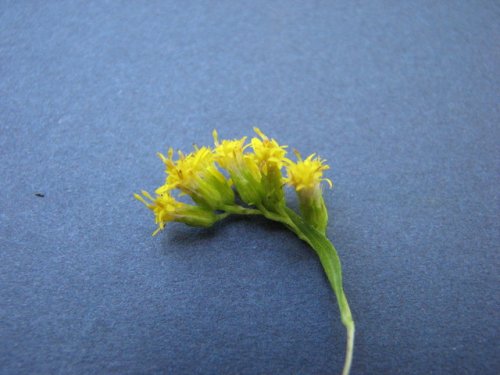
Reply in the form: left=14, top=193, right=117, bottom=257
left=158, top=146, right=215, bottom=193
left=156, top=143, right=234, bottom=209
left=284, top=152, right=333, bottom=191
left=134, top=190, right=218, bottom=235
left=212, top=129, right=263, bottom=204
left=134, top=190, right=183, bottom=235
left=212, top=129, right=249, bottom=170
left=251, top=127, right=290, bottom=174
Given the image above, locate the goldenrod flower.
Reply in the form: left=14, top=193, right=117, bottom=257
left=157, top=146, right=234, bottom=209
left=212, top=130, right=248, bottom=169
left=158, top=147, right=211, bottom=190
left=284, top=152, right=332, bottom=233
left=248, top=127, right=291, bottom=210
left=213, top=129, right=263, bottom=205
left=251, top=127, right=290, bottom=174
left=284, top=152, right=333, bottom=192
left=134, top=190, right=217, bottom=235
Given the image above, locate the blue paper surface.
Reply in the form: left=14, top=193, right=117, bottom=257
left=1, top=1, right=499, bottom=374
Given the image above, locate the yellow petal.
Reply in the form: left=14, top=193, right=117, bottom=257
left=134, top=193, right=149, bottom=206
left=212, top=129, right=219, bottom=145
left=141, top=190, right=155, bottom=201
left=253, top=127, right=267, bottom=140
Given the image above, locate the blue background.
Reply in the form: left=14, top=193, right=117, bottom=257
left=1, top=1, right=499, bottom=374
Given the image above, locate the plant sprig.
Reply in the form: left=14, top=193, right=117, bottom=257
left=135, top=128, right=355, bottom=375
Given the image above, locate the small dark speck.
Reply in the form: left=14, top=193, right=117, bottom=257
left=35, top=193, right=45, bottom=198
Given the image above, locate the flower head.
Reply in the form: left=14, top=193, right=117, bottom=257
left=159, top=147, right=213, bottom=192
left=212, top=129, right=249, bottom=170
left=284, top=152, right=332, bottom=232
left=134, top=190, right=217, bottom=235
left=251, top=127, right=290, bottom=174
left=284, top=152, right=333, bottom=192
left=247, top=127, right=291, bottom=210
left=158, top=145, right=234, bottom=209
left=213, top=129, right=263, bottom=205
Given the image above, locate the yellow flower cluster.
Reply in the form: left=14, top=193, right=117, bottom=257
left=134, top=128, right=355, bottom=375
left=135, top=128, right=332, bottom=235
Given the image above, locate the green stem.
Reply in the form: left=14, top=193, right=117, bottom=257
left=221, top=203, right=355, bottom=374
left=222, top=205, right=262, bottom=216
left=284, top=207, right=355, bottom=375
